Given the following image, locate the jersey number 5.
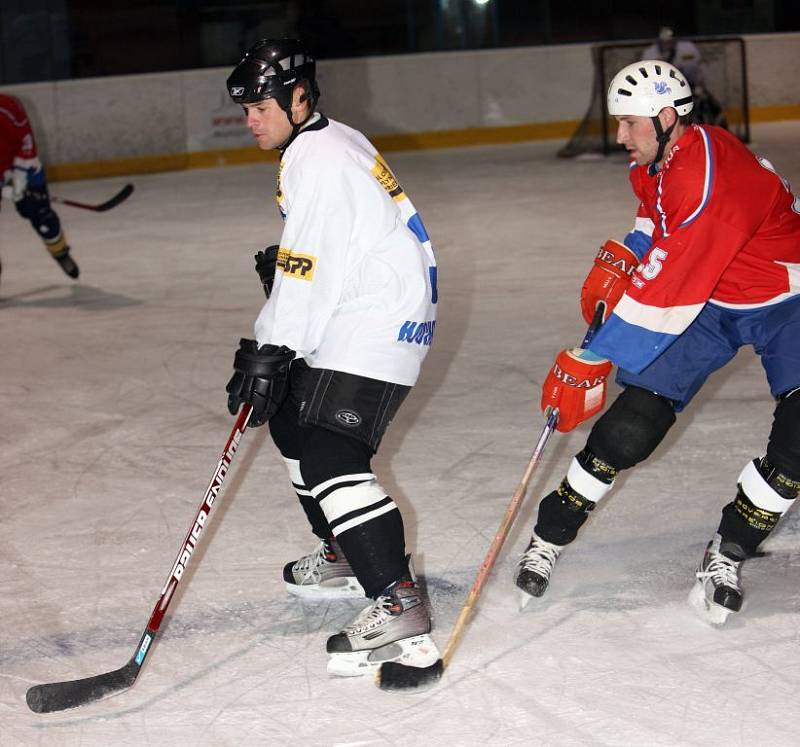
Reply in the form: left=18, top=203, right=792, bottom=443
left=640, top=247, right=668, bottom=280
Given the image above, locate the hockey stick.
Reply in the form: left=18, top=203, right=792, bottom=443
left=50, top=183, right=134, bottom=212
left=378, top=307, right=605, bottom=691
left=26, top=404, right=252, bottom=713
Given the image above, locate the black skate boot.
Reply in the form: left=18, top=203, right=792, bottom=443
left=689, top=533, right=744, bottom=625
left=52, top=246, right=79, bottom=279
left=283, top=538, right=364, bottom=599
left=326, top=574, right=439, bottom=677
left=514, top=532, right=564, bottom=609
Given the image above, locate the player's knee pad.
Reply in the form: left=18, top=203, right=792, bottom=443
left=15, top=192, right=62, bottom=243
left=299, top=428, right=397, bottom=539
left=299, top=427, right=372, bottom=487
left=587, top=386, right=676, bottom=471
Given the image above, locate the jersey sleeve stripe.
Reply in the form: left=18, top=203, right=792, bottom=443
left=634, top=216, right=655, bottom=236
left=588, top=314, right=680, bottom=374
left=614, top=293, right=705, bottom=335
left=12, top=156, right=41, bottom=171
left=623, top=230, right=652, bottom=261
left=588, top=294, right=706, bottom=372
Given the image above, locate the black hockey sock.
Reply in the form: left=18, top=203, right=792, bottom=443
left=717, top=493, right=774, bottom=558
left=534, top=479, right=596, bottom=546
left=297, top=493, right=333, bottom=540
left=718, top=456, right=800, bottom=557
left=335, top=508, right=407, bottom=598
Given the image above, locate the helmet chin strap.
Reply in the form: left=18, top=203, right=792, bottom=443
left=650, top=112, right=677, bottom=167
left=278, top=87, right=316, bottom=150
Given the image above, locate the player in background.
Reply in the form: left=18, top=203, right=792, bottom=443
left=224, top=39, right=440, bottom=675
left=513, top=59, right=800, bottom=625
left=642, top=27, right=705, bottom=90
left=642, top=27, right=727, bottom=129
left=0, top=93, right=79, bottom=281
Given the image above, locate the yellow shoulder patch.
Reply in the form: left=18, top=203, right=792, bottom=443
left=277, top=247, right=316, bottom=281
left=371, top=153, right=405, bottom=202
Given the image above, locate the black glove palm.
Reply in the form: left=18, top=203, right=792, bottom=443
left=226, top=339, right=295, bottom=427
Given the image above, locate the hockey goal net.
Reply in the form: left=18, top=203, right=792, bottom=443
left=559, top=37, right=750, bottom=158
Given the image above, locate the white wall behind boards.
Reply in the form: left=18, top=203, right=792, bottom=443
left=5, top=33, right=799, bottom=171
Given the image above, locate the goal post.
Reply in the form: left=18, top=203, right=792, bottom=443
left=559, top=36, right=750, bottom=158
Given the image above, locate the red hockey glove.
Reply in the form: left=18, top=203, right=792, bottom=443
left=541, top=349, right=613, bottom=433
left=580, top=239, right=639, bottom=325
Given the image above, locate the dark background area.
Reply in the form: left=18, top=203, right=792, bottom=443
left=1, top=0, right=798, bottom=84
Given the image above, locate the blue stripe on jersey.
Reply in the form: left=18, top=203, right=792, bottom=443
left=407, top=213, right=430, bottom=243
left=588, top=313, right=680, bottom=374
left=679, top=127, right=714, bottom=228
left=623, top=230, right=652, bottom=261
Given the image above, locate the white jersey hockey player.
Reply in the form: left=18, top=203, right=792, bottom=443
left=255, top=117, right=436, bottom=385
left=224, top=38, right=440, bottom=678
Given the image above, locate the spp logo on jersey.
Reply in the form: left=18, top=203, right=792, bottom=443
left=277, top=247, right=316, bottom=281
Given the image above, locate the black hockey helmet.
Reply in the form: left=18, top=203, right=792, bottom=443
left=227, top=38, right=319, bottom=113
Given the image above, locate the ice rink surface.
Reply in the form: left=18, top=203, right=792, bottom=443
left=2, top=121, right=800, bottom=746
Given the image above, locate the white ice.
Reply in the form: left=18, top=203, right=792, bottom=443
left=2, top=122, right=800, bottom=746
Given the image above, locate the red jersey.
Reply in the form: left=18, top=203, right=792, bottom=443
left=590, top=125, right=800, bottom=372
left=0, top=94, right=39, bottom=174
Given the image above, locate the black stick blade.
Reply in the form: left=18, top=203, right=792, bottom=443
left=26, top=659, right=139, bottom=713
left=95, top=184, right=134, bottom=211
left=377, top=658, right=445, bottom=692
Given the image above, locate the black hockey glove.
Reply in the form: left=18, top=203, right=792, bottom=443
left=226, top=339, right=295, bottom=427
left=255, top=245, right=279, bottom=298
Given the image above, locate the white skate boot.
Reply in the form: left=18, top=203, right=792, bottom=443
left=326, top=577, right=440, bottom=677
left=689, top=533, right=744, bottom=626
left=283, top=538, right=365, bottom=599
left=514, top=533, right=564, bottom=610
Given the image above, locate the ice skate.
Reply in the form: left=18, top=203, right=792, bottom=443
left=51, top=246, right=79, bottom=279
left=514, top=533, right=563, bottom=610
left=326, top=578, right=439, bottom=677
left=283, top=538, right=365, bottom=599
left=689, top=533, right=744, bottom=626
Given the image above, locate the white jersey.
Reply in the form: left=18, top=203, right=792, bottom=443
left=254, top=115, right=437, bottom=386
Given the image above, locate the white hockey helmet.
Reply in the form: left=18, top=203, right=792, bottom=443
left=607, top=60, right=693, bottom=117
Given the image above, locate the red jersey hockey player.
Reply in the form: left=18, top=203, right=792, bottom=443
left=515, top=60, right=800, bottom=625
left=0, top=93, right=79, bottom=280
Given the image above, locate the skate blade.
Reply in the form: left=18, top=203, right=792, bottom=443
left=688, top=581, right=733, bottom=626
left=327, top=634, right=441, bottom=678
left=285, top=577, right=365, bottom=600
